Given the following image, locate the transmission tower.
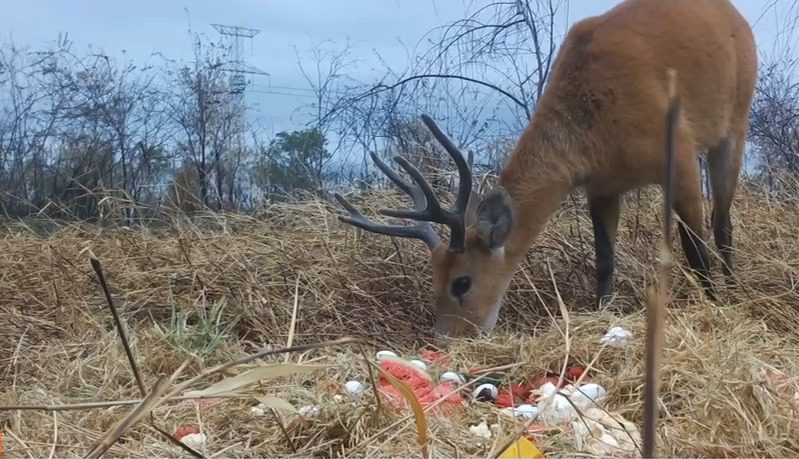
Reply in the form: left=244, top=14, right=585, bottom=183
left=211, top=23, right=268, bottom=97
left=211, top=23, right=268, bottom=203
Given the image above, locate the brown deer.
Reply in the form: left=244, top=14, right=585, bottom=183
left=334, top=0, right=757, bottom=340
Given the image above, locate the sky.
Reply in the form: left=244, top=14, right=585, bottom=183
left=0, top=1, right=789, bottom=139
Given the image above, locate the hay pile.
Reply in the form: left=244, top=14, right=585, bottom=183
left=1, top=182, right=799, bottom=457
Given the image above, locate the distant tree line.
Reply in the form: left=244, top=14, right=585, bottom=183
left=0, top=30, right=338, bottom=221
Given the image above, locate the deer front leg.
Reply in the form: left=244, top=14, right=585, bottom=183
left=588, top=193, right=621, bottom=308
left=672, top=155, right=718, bottom=301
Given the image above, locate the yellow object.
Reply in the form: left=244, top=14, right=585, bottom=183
left=498, top=435, right=544, bottom=459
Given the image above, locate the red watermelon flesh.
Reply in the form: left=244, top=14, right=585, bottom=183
left=495, top=384, right=533, bottom=408
left=377, top=357, right=463, bottom=413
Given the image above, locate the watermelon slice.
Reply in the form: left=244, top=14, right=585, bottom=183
left=377, top=356, right=464, bottom=413
left=495, top=384, right=533, bottom=408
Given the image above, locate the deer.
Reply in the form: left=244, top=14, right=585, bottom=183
left=334, top=0, right=757, bottom=340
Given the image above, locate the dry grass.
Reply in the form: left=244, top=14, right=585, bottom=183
left=2, top=180, right=799, bottom=458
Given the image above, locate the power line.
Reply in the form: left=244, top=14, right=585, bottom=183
left=249, top=83, right=352, bottom=98
left=249, top=89, right=316, bottom=98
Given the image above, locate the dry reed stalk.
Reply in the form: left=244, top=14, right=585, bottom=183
left=83, top=360, right=189, bottom=458
left=642, top=68, right=680, bottom=458
left=90, top=252, right=204, bottom=458
left=0, top=393, right=262, bottom=412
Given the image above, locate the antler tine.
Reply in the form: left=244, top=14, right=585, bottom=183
left=369, top=151, right=427, bottom=209
left=376, top=154, right=470, bottom=252
left=335, top=115, right=475, bottom=253
left=370, top=151, right=450, bottom=226
left=419, top=114, right=473, bottom=214
left=333, top=150, right=446, bottom=250
left=418, top=114, right=473, bottom=252
left=378, top=156, right=454, bottom=225
left=333, top=192, right=441, bottom=250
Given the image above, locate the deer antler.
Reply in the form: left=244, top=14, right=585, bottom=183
left=334, top=151, right=442, bottom=250
left=334, top=114, right=474, bottom=252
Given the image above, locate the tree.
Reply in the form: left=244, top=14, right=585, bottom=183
left=746, top=1, right=799, bottom=192
left=254, top=128, right=331, bottom=199
left=166, top=32, right=239, bottom=210
left=323, top=0, right=564, bottom=186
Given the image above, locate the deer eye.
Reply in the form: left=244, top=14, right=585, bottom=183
left=451, top=276, right=472, bottom=298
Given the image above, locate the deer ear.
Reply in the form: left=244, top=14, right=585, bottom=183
left=475, top=186, right=513, bottom=249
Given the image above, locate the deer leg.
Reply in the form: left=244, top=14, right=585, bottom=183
left=588, top=193, right=621, bottom=307
left=672, top=156, right=717, bottom=301
left=708, top=136, right=743, bottom=280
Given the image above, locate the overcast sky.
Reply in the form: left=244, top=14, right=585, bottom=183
left=0, top=1, right=788, bottom=137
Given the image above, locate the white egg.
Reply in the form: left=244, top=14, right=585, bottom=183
left=514, top=404, right=540, bottom=419
left=539, top=381, right=558, bottom=397
left=537, top=383, right=609, bottom=424
left=440, top=371, right=465, bottom=384
left=548, top=387, right=573, bottom=407
left=599, top=326, right=632, bottom=347
left=473, top=383, right=499, bottom=401
left=410, top=359, right=428, bottom=371
left=539, top=395, right=578, bottom=424
left=571, top=383, right=608, bottom=409
left=376, top=350, right=398, bottom=360
left=180, top=432, right=207, bottom=449
left=344, top=380, right=364, bottom=397
left=469, top=420, right=492, bottom=439
left=298, top=404, right=320, bottom=417
left=499, top=407, right=516, bottom=417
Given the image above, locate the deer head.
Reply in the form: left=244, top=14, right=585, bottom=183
left=334, top=115, right=516, bottom=341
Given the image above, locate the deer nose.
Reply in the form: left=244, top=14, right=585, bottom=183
left=433, top=323, right=449, bottom=341
left=433, top=317, right=454, bottom=346
left=432, top=329, right=452, bottom=348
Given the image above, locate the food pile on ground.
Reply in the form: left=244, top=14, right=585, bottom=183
left=158, top=319, right=799, bottom=458
left=189, top=326, right=643, bottom=458
left=351, top=340, right=640, bottom=458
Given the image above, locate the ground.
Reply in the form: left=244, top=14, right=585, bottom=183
left=1, top=182, right=798, bottom=457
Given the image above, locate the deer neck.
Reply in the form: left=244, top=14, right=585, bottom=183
left=498, top=114, right=579, bottom=265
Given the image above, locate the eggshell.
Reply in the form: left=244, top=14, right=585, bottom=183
left=514, top=404, right=540, bottom=419
left=571, top=383, right=608, bottom=409
left=298, top=405, right=320, bottom=417
left=376, top=350, right=398, bottom=360
left=473, top=383, right=499, bottom=401
left=180, top=432, right=207, bottom=449
left=440, top=371, right=465, bottom=384
left=344, top=380, right=364, bottom=397
left=410, top=359, right=428, bottom=371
